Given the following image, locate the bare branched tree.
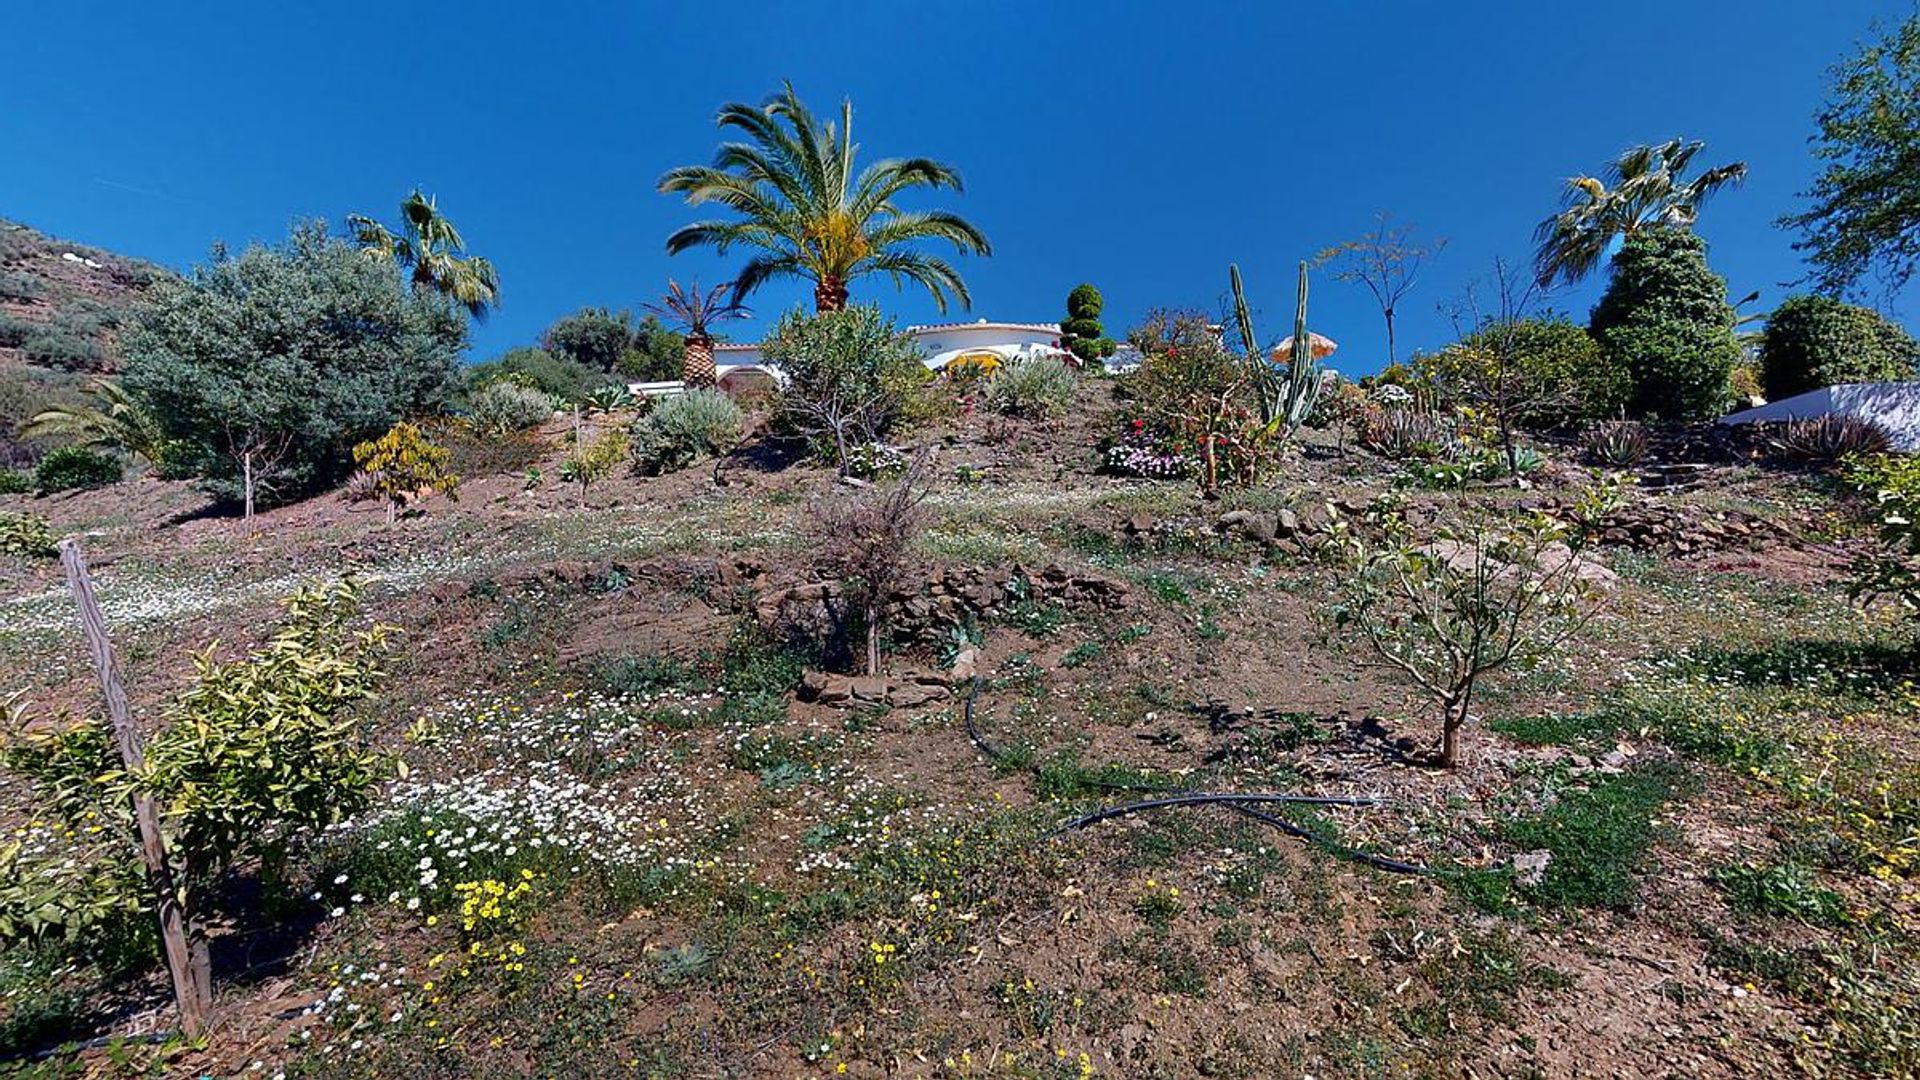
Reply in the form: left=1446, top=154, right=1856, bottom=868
left=1315, top=213, right=1447, bottom=367
left=1435, top=256, right=1565, bottom=479
left=819, top=450, right=934, bottom=675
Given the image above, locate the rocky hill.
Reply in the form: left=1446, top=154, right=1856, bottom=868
left=0, top=217, right=172, bottom=464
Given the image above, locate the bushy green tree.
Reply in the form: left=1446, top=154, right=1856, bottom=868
left=1420, top=317, right=1629, bottom=428
left=123, top=223, right=463, bottom=516
left=626, top=314, right=687, bottom=381
left=1781, top=13, right=1920, bottom=298
left=465, top=346, right=610, bottom=403
left=762, top=305, right=929, bottom=475
left=1758, top=294, right=1919, bottom=400
left=1588, top=230, right=1740, bottom=420
left=1059, top=284, right=1115, bottom=365
left=544, top=307, right=636, bottom=373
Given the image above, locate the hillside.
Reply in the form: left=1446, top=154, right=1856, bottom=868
left=0, top=217, right=171, bottom=464
left=0, top=380, right=1914, bottom=1079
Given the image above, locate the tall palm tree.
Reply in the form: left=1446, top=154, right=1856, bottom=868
left=1532, top=139, right=1747, bottom=288
left=659, top=83, right=991, bottom=314
left=348, top=190, right=501, bottom=318
left=642, top=280, right=750, bottom=388
left=22, top=378, right=170, bottom=467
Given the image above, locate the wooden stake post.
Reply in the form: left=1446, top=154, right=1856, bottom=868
left=57, top=538, right=211, bottom=1036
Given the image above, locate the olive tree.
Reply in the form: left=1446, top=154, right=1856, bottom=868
left=124, top=222, right=464, bottom=517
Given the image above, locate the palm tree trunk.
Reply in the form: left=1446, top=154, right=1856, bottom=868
left=814, top=277, right=849, bottom=313
left=683, top=335, right=716, bottom=389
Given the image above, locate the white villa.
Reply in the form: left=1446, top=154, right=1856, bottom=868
left=631, top=319, right=1090, bottom=396
left=1721, top=381, right=1920, bottom=451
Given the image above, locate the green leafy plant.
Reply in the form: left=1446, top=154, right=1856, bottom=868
left=1773, top=415, right=1892, bottom=465
left=630, top=389, right=744, bottom=474
left=1327, top=506, right=1602, bottom=767
left=0, top=511, right=55, bottom=558
left=984, top=355, right=1076, bottom=418
left=1533, top=138, right=1746, bottom=288
left=1845, top=452, right=1920, bottom=620
left=763, top=305, right=929, bottom=475
left=1589, top=229, right=1741, bottom=421
left=348, top=421, right=460, bottom=524
left=33, top=445, right=122, bottom=493
left=642, top=279, right=750, bottom=388
left=558, top=426, right=630, bottom=498
left=1583, top=419, right=1648, bottom=466
left=347, top=189, right=500, bottom=318
left=2, top=579, right=394, bottom=1021
left=0, top=470, right=28, bottom=495
left=579, top=383, right=636, bottom=415
left=659, top=83, right=991, bottom=313
left=20, top=378, right=173, bottom=467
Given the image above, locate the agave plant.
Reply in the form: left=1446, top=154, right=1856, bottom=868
left=21, top=378, right=171, bottom=467
left=1773, top=415, right=1892, bottom=464
left=348, top=190, right=501, bottom=319
left=580, top=383, right=637, bottom=415
left=642, top=280, right=750, bottom=389
left=1583, top=420, right=1649, bottom=467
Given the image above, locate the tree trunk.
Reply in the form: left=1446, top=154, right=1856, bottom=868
left=386, top=499, right=398, bottom=526
left=814, top=277, right=849, bottom=313
left=1438, top=688, right=1472, bottom=769
left=241, top=449, right=255, bottom=521
left=1384, top=307, right=1398, bottom=368
left=866, top=600, right=881, bottom=677
left=683, top=334, right=716, bottom=389
left=58, top=540, right=213, bottom=1037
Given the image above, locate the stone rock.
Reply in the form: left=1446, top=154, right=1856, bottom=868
left=1511, top=850, right=1553, bottom=888
left=1275, top=508, right=1300, bottom=537
left=797, top=669, right=952, bottom=709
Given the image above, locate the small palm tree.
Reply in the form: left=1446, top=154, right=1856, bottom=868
left=642, top=280, right=750, bottom=388
left=348, top=190, right=501, bottom=318
left=659, top=83, right=991, bottom=313
left=22, top=378, right=170, bottom=467
left=1533, top=139, right=1747, bottom=288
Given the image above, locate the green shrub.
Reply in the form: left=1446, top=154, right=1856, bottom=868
left=1772, top=415, right=1892, bottom=464
left=466, top=346, right=611, bottom=403
left=0, top=511, right=55, bottom=558
left=465, top=380, right=557, bottom=435
left=1059, top=283, right=1115, bottom=364
left=985, top=355, right=1076, bottom=418
left=21, top=331, right=107, bottom=372
left=1419, top=318, right=1629, bottom=428
left=1583, top=419, right=1649, bottom=466
left=0, top=470, right=28, bottom=495
left=1589, top=230, right=1740, bottom=421
left=1846, top=452, right=1920, bottom=618
left=763, top=306, right=928, bottom=473
left=1759, top=294, right=1920, bottom=400
left=0, top=314, right=31, bottom=349
left=0, top=272, right=42, bottom=303
left=630, top=389, right=745, bottom=474
left=33, top=446, right=122, bottom=493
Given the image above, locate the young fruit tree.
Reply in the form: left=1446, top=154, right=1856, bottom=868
left=1, top=571, right=395, bottom=1035
left=1327, top=502, right=1602, bottom=767
left=350, top=421, right=460, bottom=524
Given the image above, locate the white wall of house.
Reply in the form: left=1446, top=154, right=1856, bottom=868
left=638, top=319, right=1073, bottom=395
left=1721, top=381, right=1920, bottom=451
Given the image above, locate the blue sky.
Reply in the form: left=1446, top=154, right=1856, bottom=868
left=3, top=1, right=1910, bottom=374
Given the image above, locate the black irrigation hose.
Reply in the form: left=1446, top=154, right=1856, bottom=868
left=962, top=677, right=1429, bottom=876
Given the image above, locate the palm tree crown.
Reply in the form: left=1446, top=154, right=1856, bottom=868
left=659, top=83, right=992, bottom=314
left=348, top=190, right=501, bottom=319
left=1532, top=139, right=1747, bottom=288
left=642, top=279, right=750, bottom=343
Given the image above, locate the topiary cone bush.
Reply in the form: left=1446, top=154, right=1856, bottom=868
left=1059, top=283, right=1116, bottom=366
left=1588, top=230, right=1740, bottom=421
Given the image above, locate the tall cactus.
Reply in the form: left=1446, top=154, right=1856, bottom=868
left=1282, top=260, right=1324, bottom=434
left=1229, top=261, right=1323, bottom=439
